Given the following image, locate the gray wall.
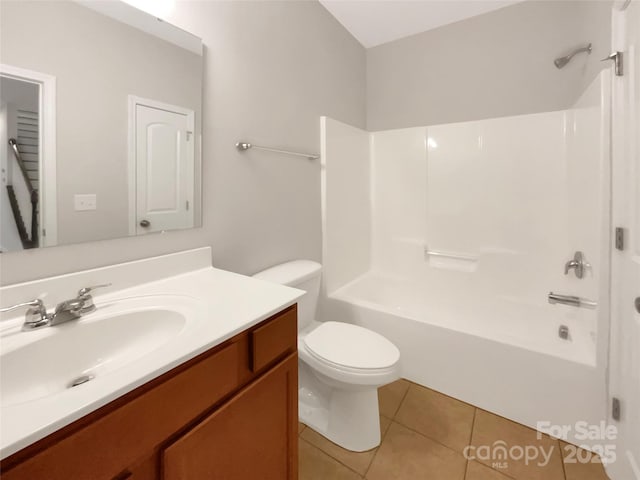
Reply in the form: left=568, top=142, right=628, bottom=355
left=1, top=1, right=202, bottom=246
left=366, top=0, right=612, bottom=130
left=0, top=0, right=366, bottom=285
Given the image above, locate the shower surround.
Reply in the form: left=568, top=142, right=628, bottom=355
left=320, top=71, right=611, bottom=447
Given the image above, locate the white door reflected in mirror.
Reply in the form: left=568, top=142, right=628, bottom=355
left=130, top=97, right=195, bottom=235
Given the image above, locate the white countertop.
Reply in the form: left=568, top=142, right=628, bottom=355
left=0, top=250, right=303, bottom=459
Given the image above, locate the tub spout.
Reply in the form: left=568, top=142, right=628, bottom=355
left=548, top=292, right=597, bottom=309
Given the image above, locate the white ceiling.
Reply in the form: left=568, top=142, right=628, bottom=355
left=319, top=0, right=526, bottom=48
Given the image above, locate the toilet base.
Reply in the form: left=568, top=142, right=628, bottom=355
left=300, top=388, right=381, bottom=452
left=298, top=363, right=385, bottom=452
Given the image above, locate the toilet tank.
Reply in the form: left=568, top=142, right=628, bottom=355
left=253, top=260, right=322, bottom=330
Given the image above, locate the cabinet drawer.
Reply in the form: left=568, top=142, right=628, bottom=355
left=163, top=353, right=298, bottom=480
left=2, top=342, right=239, bottom=480
left=251, top=306, right=297, bottom=372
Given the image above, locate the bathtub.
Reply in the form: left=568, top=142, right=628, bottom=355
left=332, top=270, right=596, bottom=365
left=321, top=270, right=608, bottom=446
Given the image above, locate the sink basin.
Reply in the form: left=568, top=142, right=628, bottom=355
left=1, top=307, right=186, bottom=407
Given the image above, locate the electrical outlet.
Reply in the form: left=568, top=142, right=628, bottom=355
left=74, top=194, right=97, bottom=211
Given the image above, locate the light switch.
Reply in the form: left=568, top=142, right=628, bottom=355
left=74, top=194, right=97, bottom=211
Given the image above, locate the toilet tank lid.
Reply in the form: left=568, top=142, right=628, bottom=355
left=252, top=260, right=322, bottom=286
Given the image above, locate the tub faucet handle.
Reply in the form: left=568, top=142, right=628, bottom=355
left=564, top=251, right=585, bottom=279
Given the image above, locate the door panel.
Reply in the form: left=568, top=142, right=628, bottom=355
left=134, top=103, right=194, bottom=235
left=146, top=123, right=180, bottom=212
left=608, top=1, right=640, bottom=479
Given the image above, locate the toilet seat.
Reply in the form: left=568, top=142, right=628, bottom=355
left=301, top=322, right=400, bottom=380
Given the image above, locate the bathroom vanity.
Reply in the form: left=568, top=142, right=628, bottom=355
left=0, top=248, right=303, bottom=479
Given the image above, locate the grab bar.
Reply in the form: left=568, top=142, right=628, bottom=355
left=548, top=292, right=597, bottom=309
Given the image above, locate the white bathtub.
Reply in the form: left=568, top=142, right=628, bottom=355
left=321, top=270, right=608, bottom=446
left=332, top=270, right=596, bottom=366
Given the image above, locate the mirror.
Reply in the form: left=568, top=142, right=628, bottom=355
left=0, top=0, right=202, bottom=253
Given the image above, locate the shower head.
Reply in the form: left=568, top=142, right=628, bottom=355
left=554, top=43, right=592, bottom=69
left=554, top=56, right=571, bottom=69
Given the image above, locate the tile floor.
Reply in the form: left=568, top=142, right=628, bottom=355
left=299, top=379, right=610, bottom=480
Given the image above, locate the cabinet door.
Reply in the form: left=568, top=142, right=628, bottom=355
left=163, top=354, right=298, bottom=480
left=112, top=452, right=158, bottom=480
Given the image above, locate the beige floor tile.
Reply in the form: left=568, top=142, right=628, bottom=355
left=465, top=461, right=513, bottom=480
left=299, top=439, right=362, bottom=480
left=561, top=442, right=610, bottom=480
left=299, top=416, right=393, bottom=476
left=366, top=422, right=467, bottom=480
left=299, top=422, right=306, bottom=434
left=380, top=415, right=392, bottom=439
left=395, top=384, right=475, bottom=452
left=470, top=410, right=564, bottom=480
left=300, top=428, right=376, bottom=475
left=378, top=379, right=410, bottom=418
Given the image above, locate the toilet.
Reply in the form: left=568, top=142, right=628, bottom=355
left=253, top=260, right=400, bottom=452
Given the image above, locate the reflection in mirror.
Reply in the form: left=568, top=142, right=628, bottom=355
left=0, top=0, right=203, bottom=253
left=1, top=77, right=40, bottom=251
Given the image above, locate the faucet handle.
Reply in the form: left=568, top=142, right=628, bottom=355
left=1, top=299, right=52, bottom=330
left=75, top=284, right=111, bottom=315
left=564, top=259, right=579, bottom=274
left=77, top=284, right=112, bottom=297
left=0, top=298, right=46, bottom=313
left=564, top=251, right=585, bottom=279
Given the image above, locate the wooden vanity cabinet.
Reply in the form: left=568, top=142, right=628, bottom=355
left=0, top=305, right=298, bottom=480
left=163, top=354, right=298, bottom=479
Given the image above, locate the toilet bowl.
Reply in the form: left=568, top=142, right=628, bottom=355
left=253, top=260, right=400, bottom=452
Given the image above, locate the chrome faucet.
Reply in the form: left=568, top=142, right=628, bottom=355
left=564, top=251, right=586, bottom=279
left=51, top=284, right=111, bottom=325
left=0, top=284, right=111, bottom=331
